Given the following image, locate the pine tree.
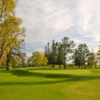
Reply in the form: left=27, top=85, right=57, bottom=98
left=51, top=40, right=57, bottom=67
left=56, top=42, right=63, bottom=68
left=73, top=49, right=83, bottom=68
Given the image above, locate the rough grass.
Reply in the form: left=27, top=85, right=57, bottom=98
left=0, top=67, right=100, bottom=100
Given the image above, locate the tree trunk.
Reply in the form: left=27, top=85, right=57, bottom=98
left=64, top=56, right=66, bottom=69
left=52, top=58, right=55, bottom=67
left=6, top=53, right=10, bottom=71
left=95, top=64, right=96, bottom=68
left=0, top=59, right=1, bottom=67
left=79, top=65, right=80, bottom=68
left=84, top=63, right=86, bottom=69
left=59, top=64, right=61, bottom=68
left=64, top=62, right=66, bottom=69
left=53, top=63, right=54, bottom=67
left=6, top=60, right=9, bottom=71
left=0, top=55, right=3, bottom=67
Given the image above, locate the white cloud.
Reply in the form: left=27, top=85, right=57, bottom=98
left=26, top=48, right=30, bottom=50
left=76, top=0, right=100, bottom=42
left=35, top=49, right=44, bottom=52
left=26, top=53, right=32, bottom=57
left=15, top=0, right=100, bottom=54
left=72, top=39, right=83, bottom=43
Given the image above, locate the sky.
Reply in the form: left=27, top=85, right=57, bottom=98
left=16, top=0, right=100, bottom=57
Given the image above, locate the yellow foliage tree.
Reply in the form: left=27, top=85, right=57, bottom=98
left=0, top=0, right=26, bottom=70
left=30, top=52, right=48, bottom=66
left=10, top=58, right=19, bottom=68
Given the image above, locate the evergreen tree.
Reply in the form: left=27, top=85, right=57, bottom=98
left=44, top=46, right=48, bottom=58
left=51, top=40, right=57, bottom=67
left=73, top=49, right=83, bottom=68
left=56, top=42, right=63, bottom=68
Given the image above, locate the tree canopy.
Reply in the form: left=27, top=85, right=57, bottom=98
left=0, top=0, right=26, bottom=70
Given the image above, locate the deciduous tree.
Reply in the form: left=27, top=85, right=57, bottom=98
left=62, top=37, right=75, bottom=69
left=0, top=0, right=26, bottom=68
left=77, top=43, right=90, bottom=69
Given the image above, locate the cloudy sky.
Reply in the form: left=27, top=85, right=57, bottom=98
left=16, top=0, right=100, bottom=57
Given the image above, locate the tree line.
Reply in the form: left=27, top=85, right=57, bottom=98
left=73, top=44, right=97, bottom=68
left=45, top=37, right=98, bottom=69
left=45, top=37, right=75, bottom=69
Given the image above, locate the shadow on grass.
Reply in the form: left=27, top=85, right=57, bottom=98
left=26, top=67, right=85, bottom=71
left=0, top=69, right=6, bottom=72
left=9, top=70, right=79, bottom=79
left=10, top=70, right=100, bottom=81
left=26, top=68, right=65, bottom=71
left=1, top=69, right=100, bottom=86
left=0, top=79, right=68, bottom=86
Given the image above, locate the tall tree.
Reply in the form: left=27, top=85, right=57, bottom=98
left=56, top=42, right=63, bottom=68
left=45, top=42, right=51, bottom=65
left=73, top=49, right=83, bottom=68
left=51, top=40, right=57, bottom=67
left=62, top=37, right=75, bottom=69
left=78, top=43, right=90, bottom=69
left=47, top=42, right=50, bottom=55
left=0, top=0, right=26, bottom=66
left=88, top=50, right=97, bottom=68
left=44, top=46, right=48, bottom=57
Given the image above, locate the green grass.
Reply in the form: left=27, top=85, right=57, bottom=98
left=0, top=67, right=100, bottom=100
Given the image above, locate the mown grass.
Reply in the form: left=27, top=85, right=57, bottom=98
left=0, top=67, right=100, bottom=100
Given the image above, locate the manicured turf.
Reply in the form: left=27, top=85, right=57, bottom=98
left=0, top=67, right=100, bottom=100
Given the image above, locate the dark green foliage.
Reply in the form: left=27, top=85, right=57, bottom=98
left=45, top=42, right=52, bottom=65
left=73, top=43, right=90, bottom=69
left=51, top=40, right=57, bottom=67
left=74, top=56, right=83, bottom=68
left=56, top=42, right=64, bottom=68
left=44, top=46, right=48, bottom=58
left=44, top=37, right=75, bottom=69
left=73, top=49, right=83, bottom=68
